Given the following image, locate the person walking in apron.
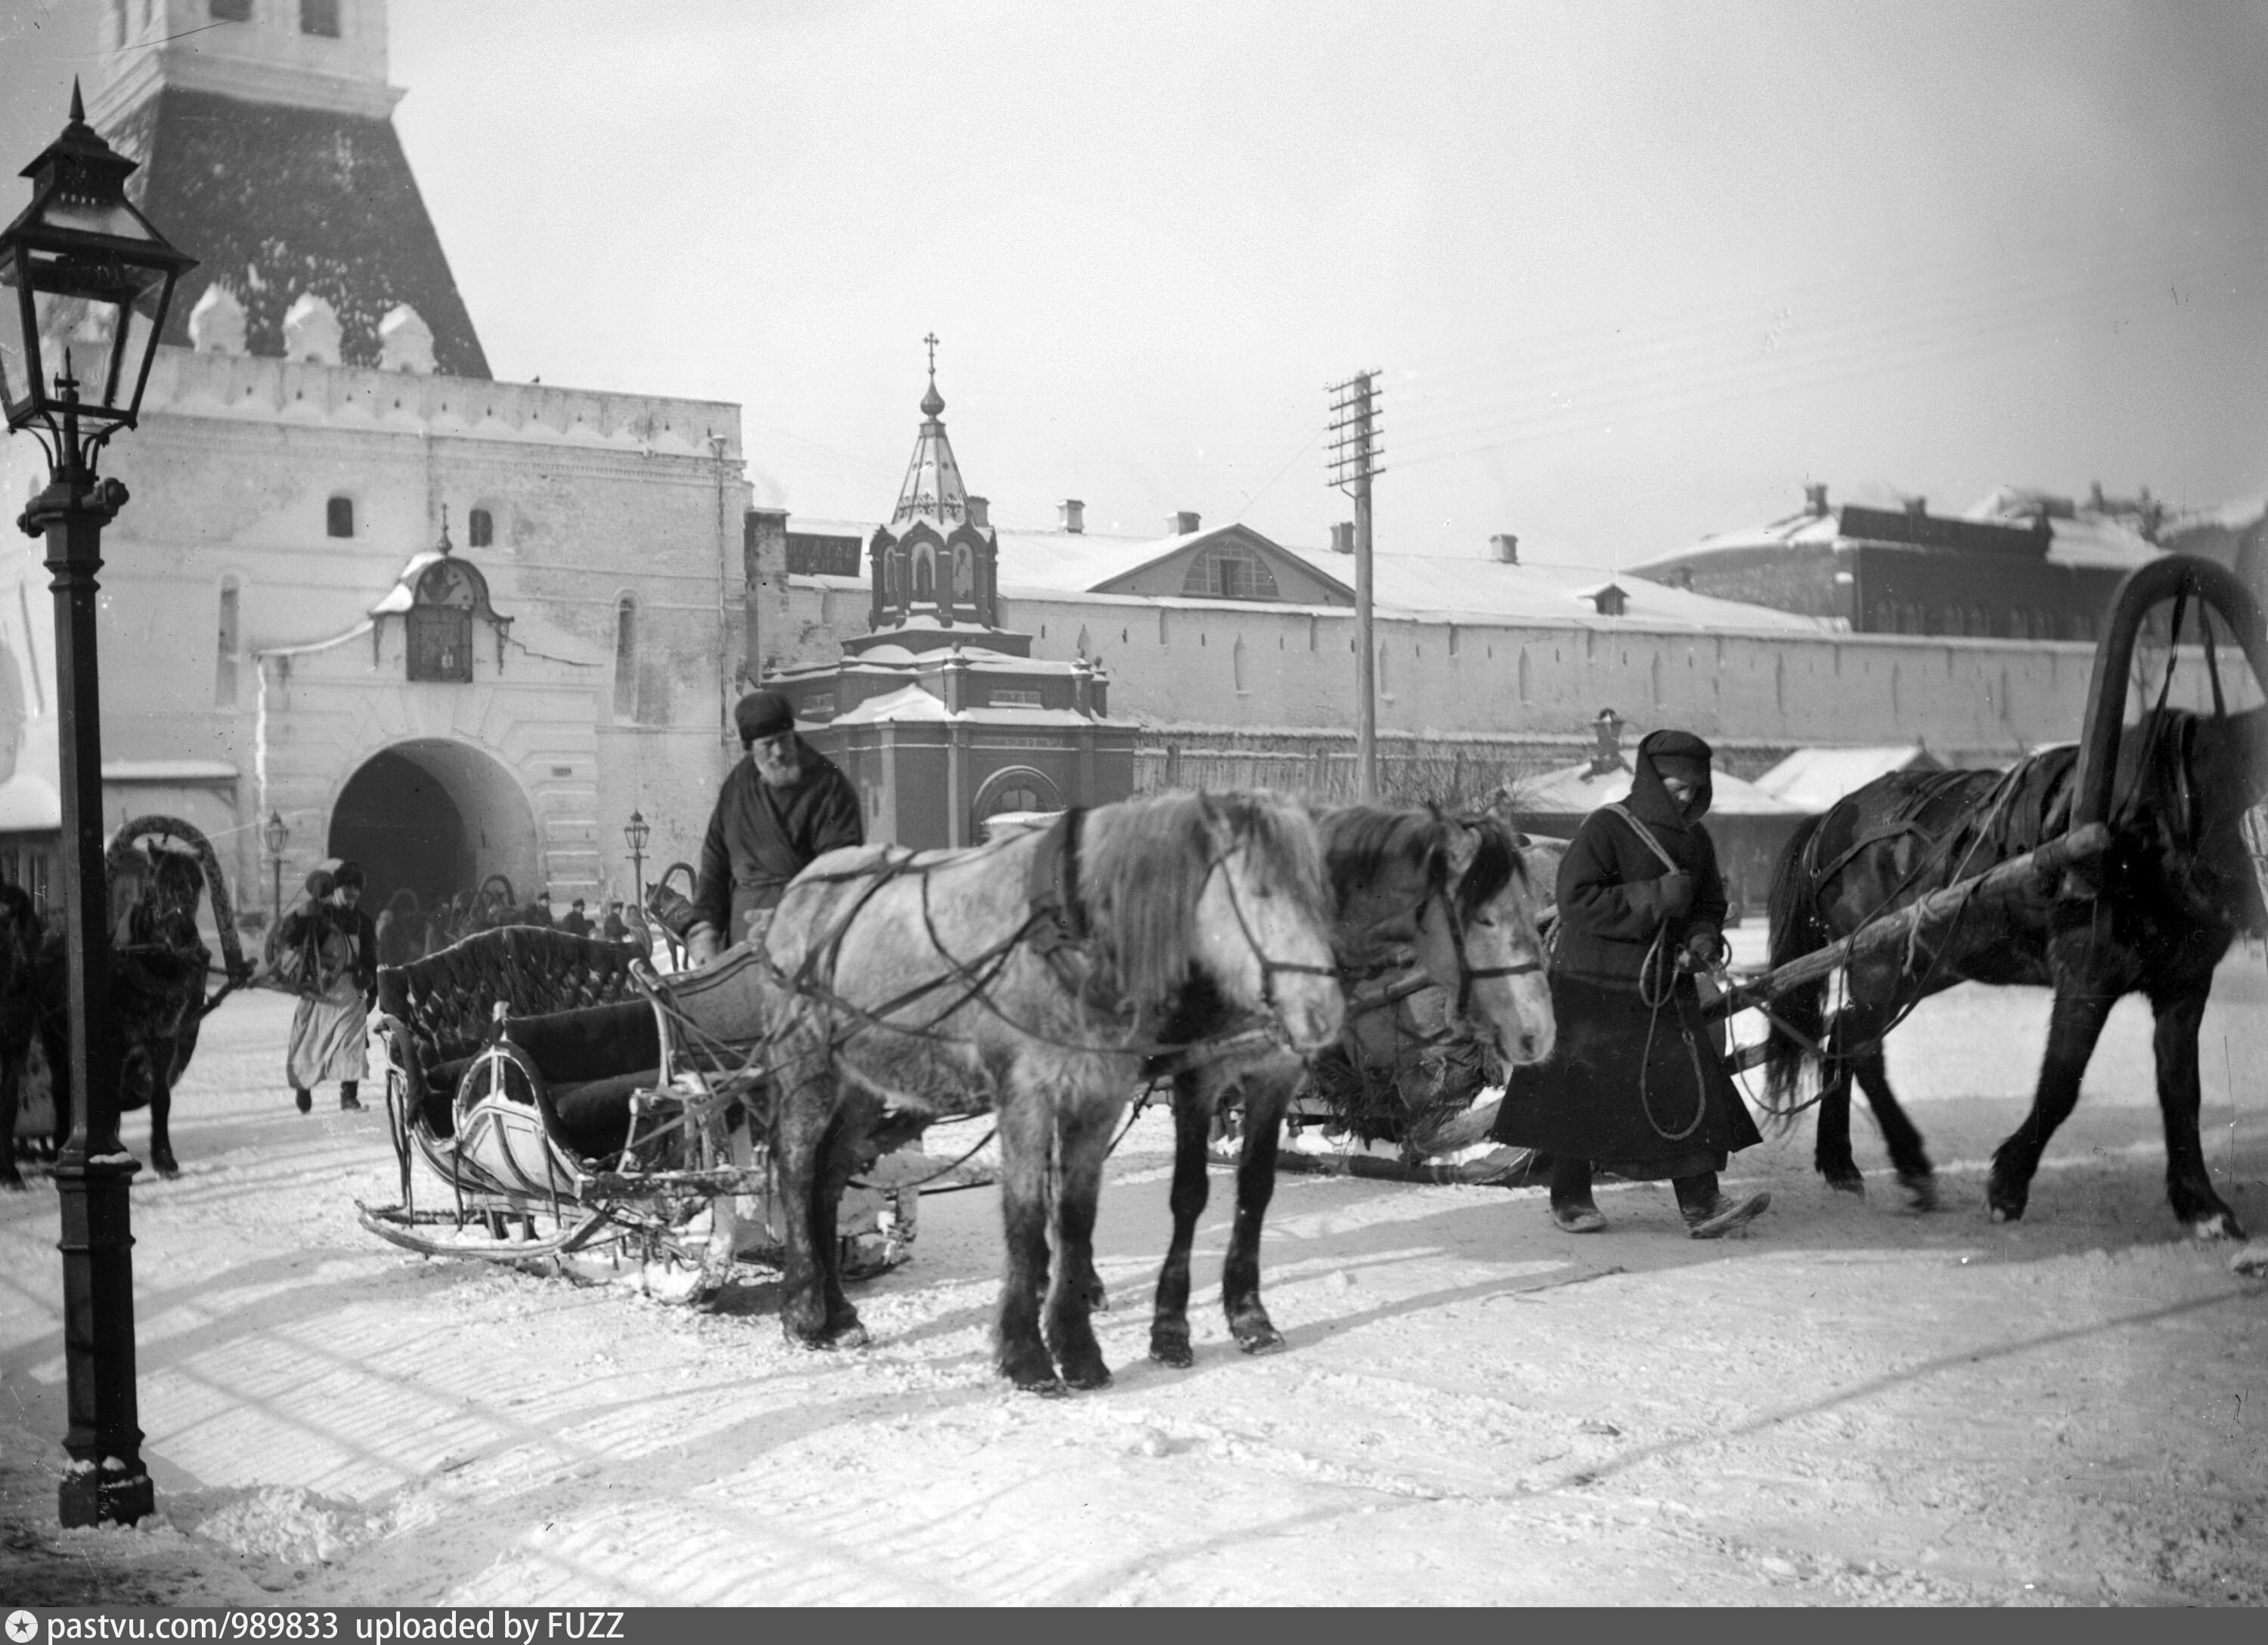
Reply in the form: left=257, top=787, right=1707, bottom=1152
left=1492, top=730, right=1771, bottom=1238
left=280, top=860, right=378, bottom=1114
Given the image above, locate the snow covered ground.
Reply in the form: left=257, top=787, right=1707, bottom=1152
left=2, top=949, right=2264, bottom=1606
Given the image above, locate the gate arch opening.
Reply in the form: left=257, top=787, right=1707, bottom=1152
left=327, top=739, right=541, bottom=915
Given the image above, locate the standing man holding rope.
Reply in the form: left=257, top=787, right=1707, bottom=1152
left=686, top=690, right=863, bottom=965
left=1492, top=729, right=1771, bottom=1238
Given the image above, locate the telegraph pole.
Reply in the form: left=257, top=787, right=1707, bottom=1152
left=1328, top=371, right=1385, bottom=799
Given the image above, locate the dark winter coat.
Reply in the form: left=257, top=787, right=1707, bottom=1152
left=1489, top=730, right=1760, bottom=1174
left=692, top=737, right=863, bottom=946
left=280, top=900, right=380, bottom=1008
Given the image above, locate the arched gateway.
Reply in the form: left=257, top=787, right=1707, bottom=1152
left=327, top=739, right=541, bottom=913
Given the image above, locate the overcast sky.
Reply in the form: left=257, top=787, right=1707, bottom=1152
left=2, top=0, right=2263, bottom=568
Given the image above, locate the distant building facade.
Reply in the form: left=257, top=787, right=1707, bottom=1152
left=1627, top=484, right=2163, bottom=642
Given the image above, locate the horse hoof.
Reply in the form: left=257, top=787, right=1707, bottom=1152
left=1148, top=1337, right=1194, bottom=1370
left=1898, top=1173, right=1938, bottom=1213
left=1823, top=1173, right=1865, bottom=1197
left=2186, top=1212, right=2243, bottom=1244
left=153, top=1157, right=179, bottom=1179
left=1988, top=1203, right=2020, bottom=1224
left=1085, top=1279, right=1110, bottom=1312
left=1061, top=1361, right=1114, bottom=1392
left=1233, top=1324, right=1287, bottom=1357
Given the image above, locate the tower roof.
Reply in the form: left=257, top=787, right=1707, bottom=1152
left=892, top=342, right=969, bottom=527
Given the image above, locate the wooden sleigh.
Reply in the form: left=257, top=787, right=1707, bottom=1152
left=356, top=925, right=921, bottom=1292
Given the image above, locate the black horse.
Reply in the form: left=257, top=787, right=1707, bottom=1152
left=1, top=823, right=249, bottom=1184
left=1764, top=702, right=2268, bottom=1237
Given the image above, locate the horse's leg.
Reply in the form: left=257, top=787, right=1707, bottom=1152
left=993, top=1090, right=1061, bottom=1393
left=2149, top=982, right=2242, bottom=1241
left=1148, top=1068, right=1214, bottom=1368
left=1851, top=1044, right=1935, bottom=1210
left=1812, top=1010, right=1864, bottom=1194
left=1043, top=1095, right=1118, bottom=1392
left=0, top=1049, right=23, bottom=1191
left=813, top=1095, right=883, bottom=1339
left=1988, top=985, right=2117, bottom=1223
left=772, top=1042, right=853, bottom=1349
left=1223, top=1065, right=1295, bottom=1355
left=147, top=1060, right=178, bottom=1179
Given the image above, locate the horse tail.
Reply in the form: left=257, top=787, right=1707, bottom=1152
left=1762, top=810, right=1833, bottom=1123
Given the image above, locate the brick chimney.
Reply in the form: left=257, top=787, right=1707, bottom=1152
left=1171, top=510, right=1201, bottom=535
left=1489, top=533, right=1519, bottom=564
left=1058, top=498, right=1085, bottom=534
left=1329, top=522, right=1355, bottom=554
left=1904, top=495, right=1929, bottom=522
left=1804, top=482, right=1830, bottom=517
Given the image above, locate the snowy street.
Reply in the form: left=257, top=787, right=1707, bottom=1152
left=2, top=955, right=2265, bottom=1606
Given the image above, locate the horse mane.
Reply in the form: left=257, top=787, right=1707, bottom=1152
left=1315, top=804, right=1439, bottom=915
left=1079, top=790, right=1323, bottom=1020
left=1452, top=811, right=1525, bottom=923
left=1315, top=804, right=1527, bottom=925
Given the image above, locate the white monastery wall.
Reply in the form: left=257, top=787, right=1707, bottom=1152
left=779, top=581, right=2245, bottom=774
left=2, top=347, right=751, bottom=910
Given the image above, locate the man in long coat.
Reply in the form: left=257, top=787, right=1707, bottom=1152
left=1492, top=729, right=1771, bottom=1238
left=687, top=690, right=863, bottom=964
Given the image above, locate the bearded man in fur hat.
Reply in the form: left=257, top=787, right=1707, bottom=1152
left=1492, top=730, right=1771, bottom=1238
left=685, top=690, right=863, bottom=964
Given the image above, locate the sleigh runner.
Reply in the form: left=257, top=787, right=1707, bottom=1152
left=358, top=925, right=925, bottom=1289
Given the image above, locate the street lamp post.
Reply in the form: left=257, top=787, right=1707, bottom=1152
left=262, top=810, right=289, bottom=925
left=624, top=809, right=650, bottom=913
left=1, top=82, right=195, bottom=1529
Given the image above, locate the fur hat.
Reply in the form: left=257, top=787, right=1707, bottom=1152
left=733, top=689, right=795, bottom=745
left=332, top=860, right=365, bottom=891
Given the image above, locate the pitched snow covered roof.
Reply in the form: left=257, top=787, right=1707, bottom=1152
left=1519, top=759, right=1805, bottom=820
left=1753, top=745, right=1942, bottom=813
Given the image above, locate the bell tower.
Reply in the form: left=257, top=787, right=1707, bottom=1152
left=862, top=339, right=1008, bottom=643
left=84, top=0, right=489, bottom=377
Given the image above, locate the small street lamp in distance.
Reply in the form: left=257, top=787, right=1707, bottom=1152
left=1, top=80, right=197, bottom=1528
left=262, top=810, right=289, bottom=926
left=624, top=809, right=650, bottom=915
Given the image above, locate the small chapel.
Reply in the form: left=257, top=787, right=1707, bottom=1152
left=761, top=351, right=1134, bottom=849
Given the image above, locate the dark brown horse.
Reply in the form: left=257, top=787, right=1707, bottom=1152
left=1146, top=806, right=1554, bottom=1367
left=1, top=820, right=249, bottom=1183
left=1764, top=702, right=2268, bottom=1235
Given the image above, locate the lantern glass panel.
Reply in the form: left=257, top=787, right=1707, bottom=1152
left=1, top=240, right=171, bottom=429
left=0, top=254, right=40, bottom=423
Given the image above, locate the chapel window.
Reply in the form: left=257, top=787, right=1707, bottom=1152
left=468, top=507, right=494, bottom=549
left=215, top=577, right=240, bottom=707
left=326, top=495, right=354, bottom=538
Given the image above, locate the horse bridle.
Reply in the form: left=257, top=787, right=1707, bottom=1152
left=1196, top=800, right=1338, bottom=1027
left=1424, top=854, right=1545, bottom=1023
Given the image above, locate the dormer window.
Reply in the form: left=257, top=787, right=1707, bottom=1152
left=326, top=496, right=355, bottom=538
left=1182, top=544, right=1279, bottom=601
left=468, top=507, right=494, bottom=549
left=301, top=0, right=341, bottom=36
